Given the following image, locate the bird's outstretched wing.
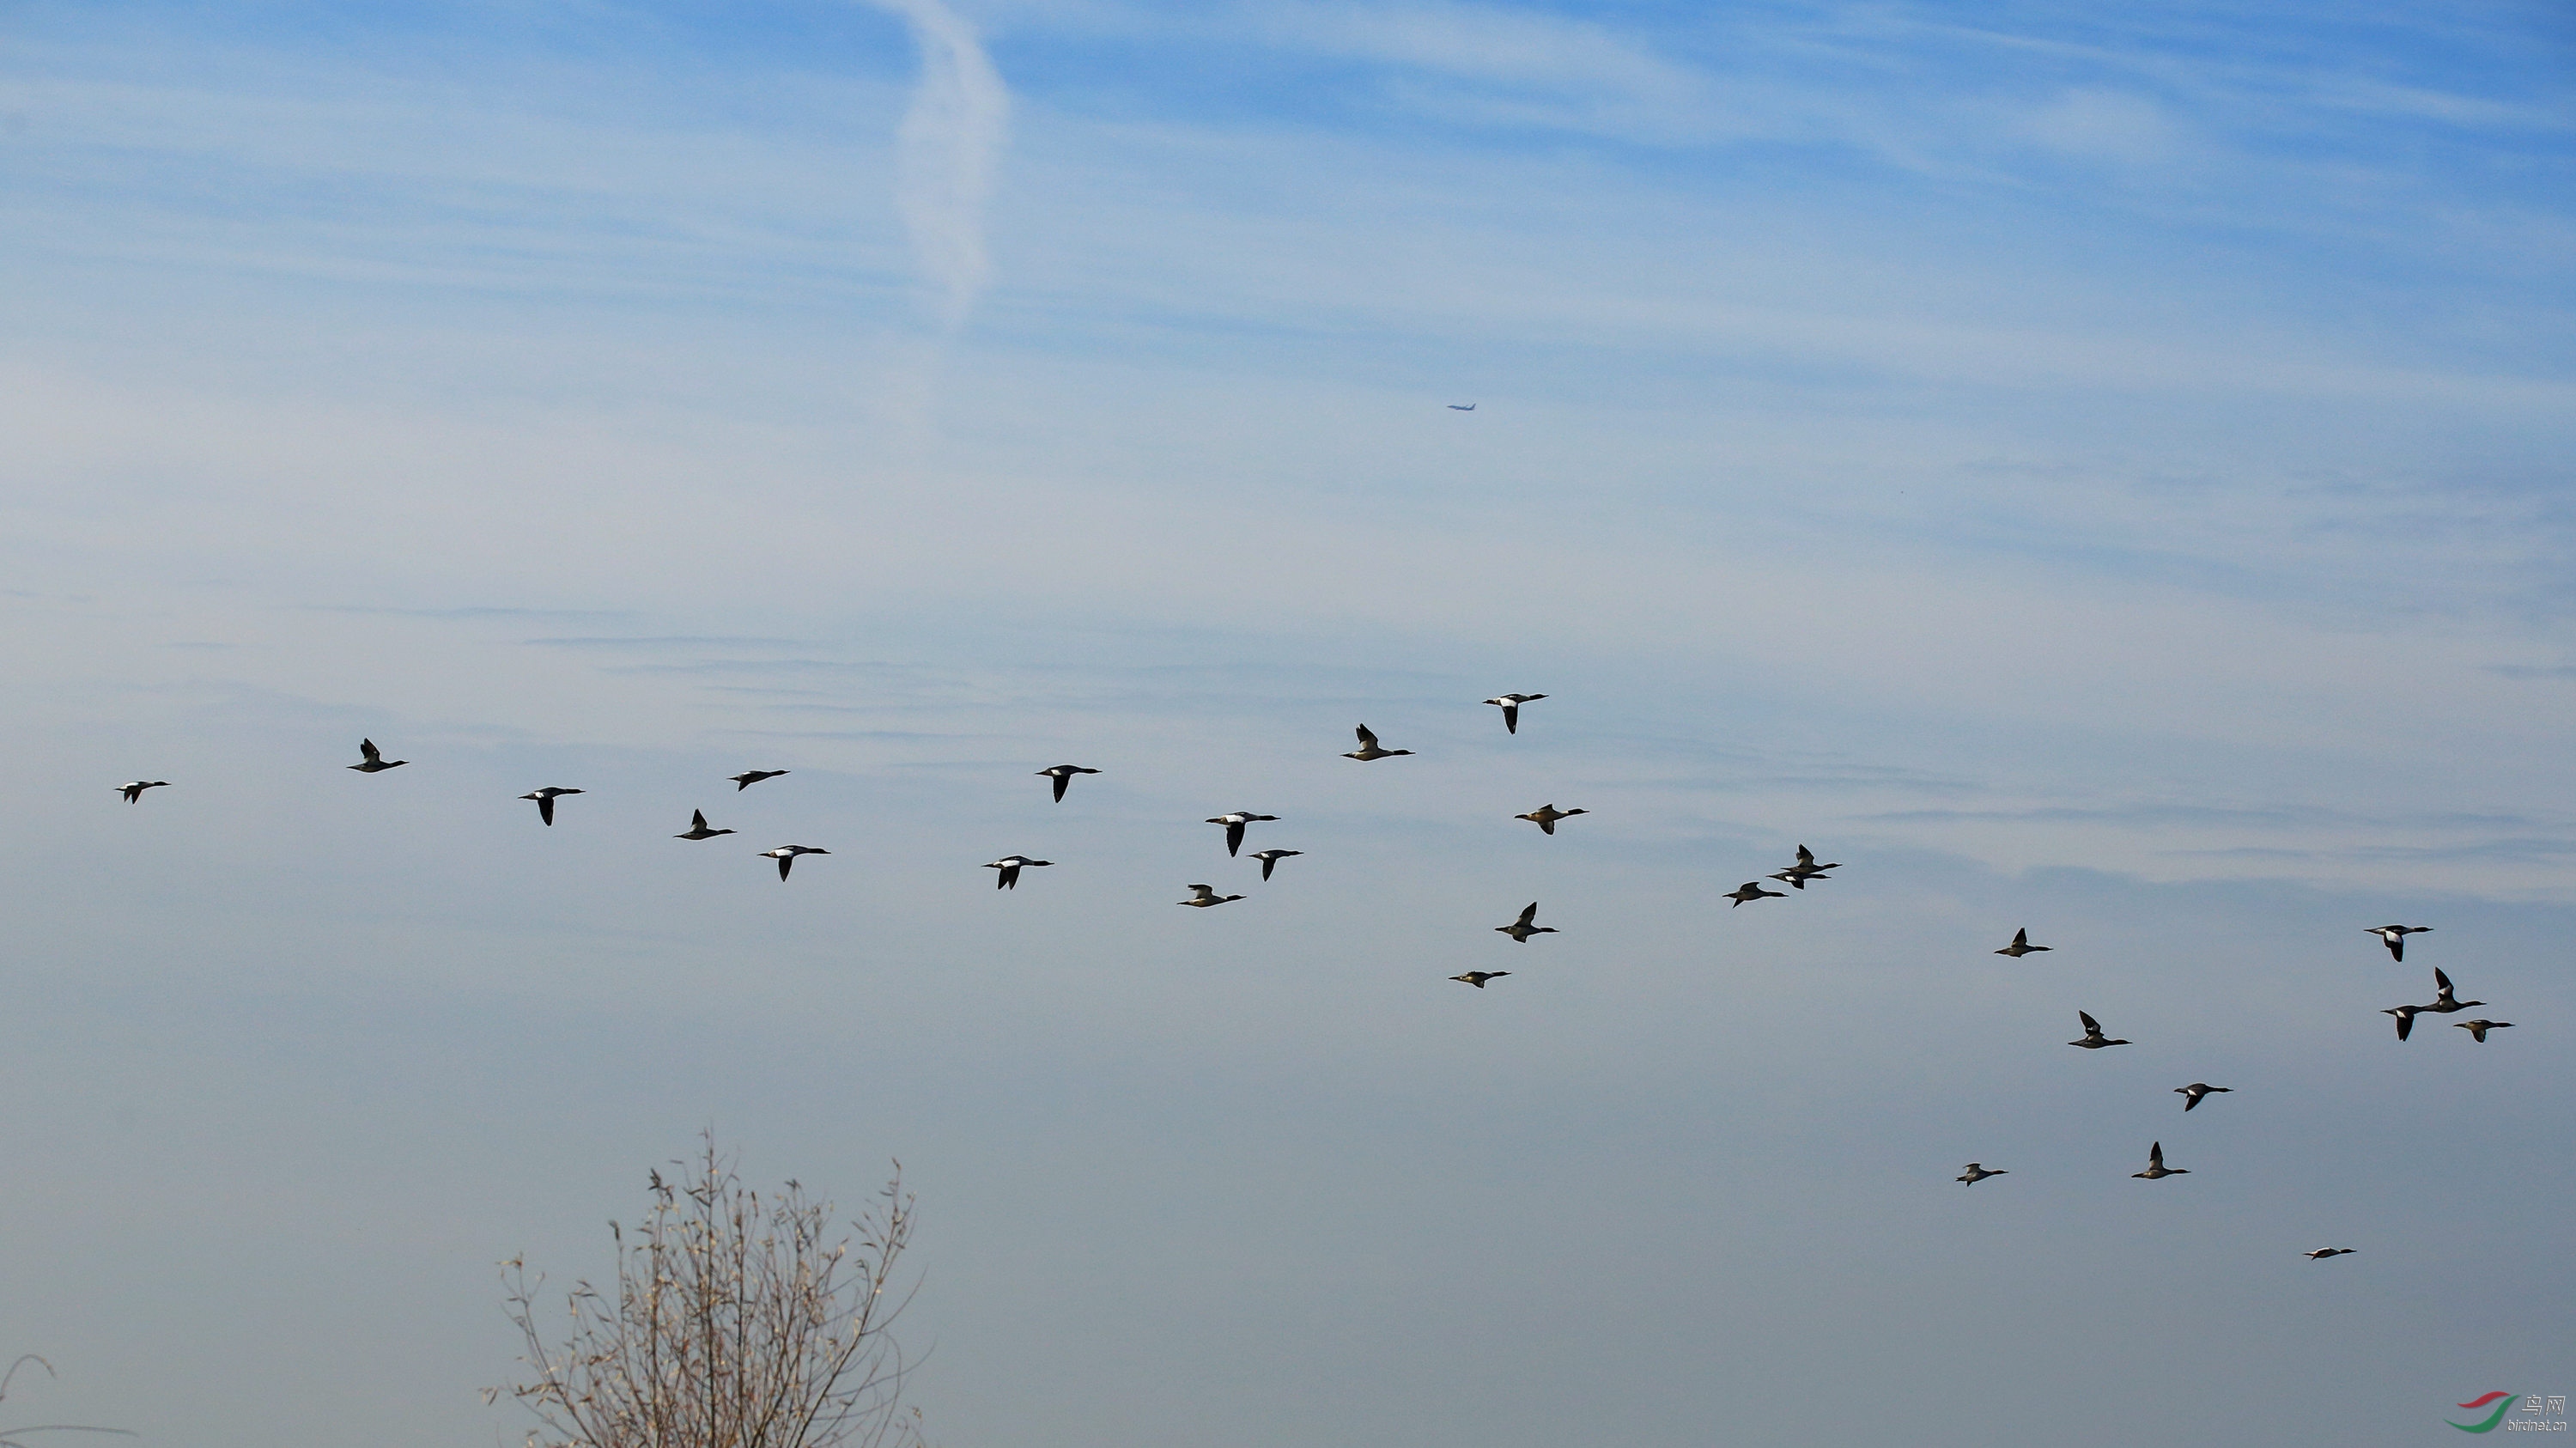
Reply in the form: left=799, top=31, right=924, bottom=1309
left=2079, top=1011, right=2100, bottom=1033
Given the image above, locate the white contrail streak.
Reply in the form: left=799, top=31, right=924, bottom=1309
left=871, top=0, right=1009, bottom=327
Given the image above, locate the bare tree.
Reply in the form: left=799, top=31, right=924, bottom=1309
left=0, top=1356, right=134, bottom=1448
left=495, top=1136, right=925, bottom=1448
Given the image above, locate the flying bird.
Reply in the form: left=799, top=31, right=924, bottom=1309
left=1724, top=880, right=1787, bottom=907
left=2382, top=1004, right=2422, bottom=1041
left=1957, top=1163, right=2008, bottom=1185
left=1770, top=844, right=1840, bottom=889
left=519, top=787, right=583, bottom=826
left=985, top=855, right=1051, bottom=890
left=1343, top=724, right=1413, bottom=761
left=730, top=770, right=789, bottom=791
left=1996, top=928, right=2050, bottom=958
left=1448, top=402, right=1475, bottom=411
left=1482, top=694, right=1545, bottom=734
left=759, top=845, right=829, bottom=880
left=1206, top=812, right=1278, bottom=856
left=1037, top=764, right=1099, bottom=802
left=2303, top=1248, right=2357, bottom=1260
left=116, top=781, right=171, bottom=803
left=2175, top=1083, right=2233, bottom=1112
left=2132, top=1141, right=2189, bottom=1179
left=674, top=810, right=734, bottom=841
left=1494, top=902, right=1557, bottom=943
left=1249, top=849, right=1303, bottom=881
left=2454, top=1019, right=2512, bottom=1043
left=1450, top=970, right=1509, bottom=988
left=2421, top=967, right=2483, bottom=1014
left=1515, top=804, right=1588, bottom=835
left=1178, top=884, right=1244, bottom=908
left=349, top=738, right=406, bottom=772
left=2365, top=924, right=2429, bottom=961
left=2069, top=1011, right=2130, bottom=1049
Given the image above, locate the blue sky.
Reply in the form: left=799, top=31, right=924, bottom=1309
left=2, top=3, right=2573, bottom=1445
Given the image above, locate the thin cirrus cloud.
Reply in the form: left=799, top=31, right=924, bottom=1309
left=872, top=0, right=1012, bottom=326
left=1247, top=0, right=1744, bottom=143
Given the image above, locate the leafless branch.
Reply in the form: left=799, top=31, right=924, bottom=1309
left=495, top=1133, right=926, bottom=1448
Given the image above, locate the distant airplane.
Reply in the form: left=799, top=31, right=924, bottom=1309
left=1448, top=403, right=1475, bottom=411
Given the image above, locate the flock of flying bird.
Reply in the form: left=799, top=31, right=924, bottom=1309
left=1938, top=909, right=2518, bottom=1262
left=113, top=691, right=2518, bottom=1258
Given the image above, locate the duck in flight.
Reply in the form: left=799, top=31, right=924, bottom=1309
left=2069, top=1011, right=2129, bottom=1049
left=349, top=738, right=406, bottom=772
left=1178, top=884, right=1244, bottom=908
left=2454, top=1019, right=2512, bottom=1043
left=1724, top=880, right=1786, bottom=907
left=985, top=855, right=1051, bottom=890
left=1448, top=402, right=1475, bottom=411
left=1249, top=849, right=1302, bottom=881
left=1482, top=694, right=1545, bottom=734
left=1515, top=804, right=1587, bottom=835
left=1770, top=844, right=1839, bottom=889
left=1037, top=764, right=1099, bottom=802
left=2366, top=924, right=2430, bottom=961
left=1206, top=812, right=1278, bottom=856
left=2133, top=1141, right=2189, bottom=1179
left=2175, top=1083, right=2232, bottom=1112
left=1494, top=903, right=1556, bottom=943
left=2383, top=1004, right=2423, bottom=1041
left=1344, top=724, right=1413, bottom=761
left=117, top=780, right=171, bottom=803
left=2303, top=1248, right=2357, bottom=1260
left=1450, top=970, right=1508, bottom=988
left=675, top=810, right=735, bottom=841
left=731, top=770, right=789, bottom=791
left=759, top=844, right=829, bottom=880
left=2421, top=967, right=2483, bottom=1014
left=1957, top=1163, right=2007, bottom=1186
left=519, top=787, right=583, bottom=826
left=1996, top=928, right=2050, bottom=958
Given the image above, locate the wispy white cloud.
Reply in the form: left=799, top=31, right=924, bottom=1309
left=1267, top=0, right=1698, bottom=100
left=872, top=0, right=1011, bottom=325
left=1245, top=0, right=1747, bottom=144
left=2017, top=87, right=2186, bottom=167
